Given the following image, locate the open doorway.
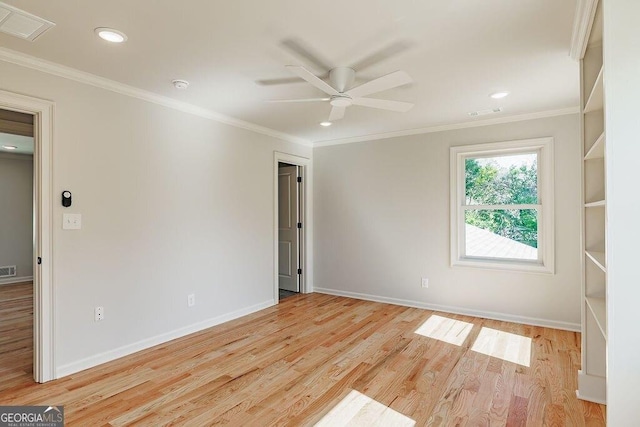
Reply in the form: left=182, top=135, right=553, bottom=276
left=0, top=109, right=34, bottom=386
left=274, top=152, right=311, bottom=303
left=278, top=162, right=302, bottom=300
left=0, top=90, right=54, bottom=383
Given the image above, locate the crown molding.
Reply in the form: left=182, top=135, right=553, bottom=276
left=312, top=107, right=580, bottom=147
left=0, top=47, right=312, bottom=147
left=569, top=0, right=600, bottom=60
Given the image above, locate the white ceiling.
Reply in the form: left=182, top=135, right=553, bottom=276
left=0, top=0, right=579, bottom=144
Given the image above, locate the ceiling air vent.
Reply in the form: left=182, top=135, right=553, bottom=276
left=0, top=265, right=16, bottom=278
left=468, top=107, right=503, bottom=117
left=0, top=2, right=55, bottom=41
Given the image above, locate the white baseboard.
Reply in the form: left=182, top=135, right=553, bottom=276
left=577, top=370, right=607, bottom=404
left=56, top=299, right=275, bottom=378
left=0, top=275, right=33, bottom=286
left=314, top=287, right=580, bottom=332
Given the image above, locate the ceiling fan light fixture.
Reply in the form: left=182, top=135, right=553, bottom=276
left=95, top=27, right=127, bottom=43
left=320, top=121, right=332, bottom=127
left=490, top=91, right=509, bottom=99
left=329, top=96, right=353, bottom=108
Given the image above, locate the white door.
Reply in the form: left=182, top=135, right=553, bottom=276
left=278, top=165, right=299, bottom=292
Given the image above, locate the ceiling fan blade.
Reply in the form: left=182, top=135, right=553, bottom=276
left=348, top=40, right=413, bottom=72
left=352, top=97, right=414, bottom=112
left=266, top=98, right=330, bottom=103
left=281, top=38, right=333, bottom=72
left=346, top=71, right=412, bottom=98
left=329, top=106, right=346, bottom=121
left=255, top=76, right=308, bottom=86
left=286, top=65, right=340, bottom=96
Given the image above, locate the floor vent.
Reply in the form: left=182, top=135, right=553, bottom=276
left=0, top=2, right=55, bottom=41
left=0, top=265, right=17, bottom=278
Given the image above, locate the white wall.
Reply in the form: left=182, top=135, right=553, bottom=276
left=0, top=60, right=310, bottom=375
left=313, top=114, right=581, bottom=329
left=0, top=153, right=33, bottom=282
left=603, top=0, right=640, bottom=423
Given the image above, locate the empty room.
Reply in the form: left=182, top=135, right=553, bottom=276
left=0, top=0, right=637, bottom=425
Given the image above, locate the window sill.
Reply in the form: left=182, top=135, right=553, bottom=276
left=452, top=257, right=554, bottom=274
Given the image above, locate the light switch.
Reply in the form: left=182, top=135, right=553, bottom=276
left=63, top=213, right=81, bottom=230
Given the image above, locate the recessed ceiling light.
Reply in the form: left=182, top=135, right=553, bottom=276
left=172, top=79, right=190, bottom=89
left=2, top=145, right=17, bottom=150
left=320, top=121, right=332, bottom=127
left=95, top=27, right=127, bottom=43
left=490, top=91, right=510, bottom=99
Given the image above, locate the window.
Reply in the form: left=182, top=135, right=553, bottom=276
left=450, top=138, right=554, bottom=273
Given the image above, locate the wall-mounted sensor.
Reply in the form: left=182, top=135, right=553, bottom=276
left=62, top=191, right=72, bottom=207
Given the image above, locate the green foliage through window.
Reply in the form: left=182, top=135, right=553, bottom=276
left=464, top=155, right=538, bottom=248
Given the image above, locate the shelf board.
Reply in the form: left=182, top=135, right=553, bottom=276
left=584, top=132, right=605, bottom=160
left=586, top=296, right=607, bottom=339
left=585, top=200, right=606, bottom=208
left=586, top=250, right=606, bottom=272
left=584, top=66, right=604, bottom=113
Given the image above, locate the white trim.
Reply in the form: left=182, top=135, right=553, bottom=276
left=0, top=275, right=33, bottom=286
left=449, top=138, right=555, bottom=274
left=0, top=89, right=55, bottom=382
left=569, top=0, right=600, bottom=61
left=313, top=107, right=579, bottom=147
left=56, top=299, right=274, bottom=378
left=577, top=370, right=607, bottom=404
left=0, top=47, right=311, bottom=147
left=273, top=152, right=313, bottom=303
left=314, top=287, right=580, bottom=332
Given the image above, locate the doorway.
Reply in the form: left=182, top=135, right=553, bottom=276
left=0, top=109, right=34, bottom=386
left=278, top=162, right=301, bottom=300
left=273, top=152, right=311, bottom=303
left=0, top=90, right=54, bottom=383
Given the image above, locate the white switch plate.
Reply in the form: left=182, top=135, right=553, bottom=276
left=63, top=213, right=82, bottom=230
left=187, top=294, right=195, bottom=307
left=421, top=277, right=429, bottom=288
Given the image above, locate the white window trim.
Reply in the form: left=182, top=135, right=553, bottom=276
left=450, top=137, right=555, bottom=274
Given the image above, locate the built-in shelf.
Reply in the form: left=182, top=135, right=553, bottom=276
left=586, top=296, right=607, bottom=339
left=586, top=250, right=606, bottom=272
left=578, top=1, right=606, bottom=405
left=584, top=66, right=604, bottom=113
left=584, top=132, right=605, bottom=160
left=585, top=200, right=606, bottom=208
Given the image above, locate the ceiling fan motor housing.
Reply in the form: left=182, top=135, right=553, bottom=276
left=330, top=95, right=353, bottom=107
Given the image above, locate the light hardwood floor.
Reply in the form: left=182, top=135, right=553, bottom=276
left=0, top=293, right=605, bottom=426
left=0, top=282, right=33, bottom=385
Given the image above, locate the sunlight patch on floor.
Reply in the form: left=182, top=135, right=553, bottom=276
left=414, top=314, right=474, bottom=346
left=314, top=390, right=415, bottom=427
left=471, top=327, right=532, bottom=367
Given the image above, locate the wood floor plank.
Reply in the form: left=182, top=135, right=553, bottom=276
left=0, top=293, right=605, bottom=426
left=0, top=282, right=32, bottom=386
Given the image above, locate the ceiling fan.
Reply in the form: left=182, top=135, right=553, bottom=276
left=268, top=66, right=414, bottom=122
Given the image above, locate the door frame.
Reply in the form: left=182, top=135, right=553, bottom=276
left=0, top=90, right=55, bottom=382
left=273, top=152, right=312, bottom=302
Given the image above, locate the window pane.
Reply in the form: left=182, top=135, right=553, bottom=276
left=465, top=209, right=538, bottom=260
left=465, top=153, right=538, bottom=205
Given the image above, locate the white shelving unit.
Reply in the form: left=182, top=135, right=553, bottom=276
left=576, top=0, right=607, bottom=405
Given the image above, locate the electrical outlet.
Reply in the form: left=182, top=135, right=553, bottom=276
left=94, top=306, right=104, bottom=321
left=187, top=294, right=195, bottom=307
left=421, top=277, right=429, bottom=288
